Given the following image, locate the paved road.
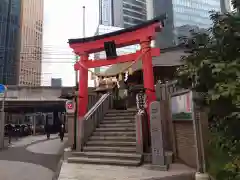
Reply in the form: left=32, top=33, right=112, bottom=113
left=0, top=134, right=67, bottom=180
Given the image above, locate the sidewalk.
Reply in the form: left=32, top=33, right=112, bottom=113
left=58, top=163, right=195, bottom=180
left=0, top=135, right=67, bottom=180
left=4, top=134, right=59, bottom=148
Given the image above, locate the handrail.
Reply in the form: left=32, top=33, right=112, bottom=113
left=84, top=93, right=110, bottom=120
left=77, top=92, right=112, bottom=150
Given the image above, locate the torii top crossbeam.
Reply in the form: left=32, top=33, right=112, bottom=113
left=69, top=15, right=166, bottom=54
left=68, top=15, right=166, bottom=119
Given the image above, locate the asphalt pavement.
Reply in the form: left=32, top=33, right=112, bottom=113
left=0, top=134, right=67, bottom=180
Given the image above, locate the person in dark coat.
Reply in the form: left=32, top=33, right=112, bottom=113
left=45, top=124, right=51, bottom=140
left=6, top=124, right=13, bottom=144
left=59, top=123, right=65, bottom=142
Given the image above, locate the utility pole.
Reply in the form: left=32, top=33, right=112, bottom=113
left=83, top=6, right=86, bottom=38
left=73, top=6, right=86, bottom=150
left=3, top=0, right=12, bottom=84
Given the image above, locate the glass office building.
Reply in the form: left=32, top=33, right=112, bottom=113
left=150, top=0, right=221, bottom=48
left=0, top=0, right=21, bottom=85
left=99, top=0, right=147, bottom=28
left=172, top=0, right=220, bottom=28
left=122, top=0, right=147, bottom=27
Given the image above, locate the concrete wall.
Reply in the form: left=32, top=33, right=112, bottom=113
left=173, top=121, right=197, bottom=168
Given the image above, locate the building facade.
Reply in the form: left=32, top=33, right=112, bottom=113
left=148, top=0, right=221, bottom=48
left=121, top=0, right=147, bottom=27
left=19, top=0, right=43, bottom=86
left=99, top=0, right=114, bottom=26
left=99, top=0, right=147, bottom=28
left=0, top=0, right=21, bottom=85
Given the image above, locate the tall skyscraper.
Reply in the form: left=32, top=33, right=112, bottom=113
left=0, top=0, right=21, bottom=85
left=19, top=0, right=44, bottom=86
left=99, top=0, right=147, bottom=28
left=121, top=0, right=147, bottom=27
left=148, top=0, right=221, bottom=48
left=99, top=0, right=114, bottom=26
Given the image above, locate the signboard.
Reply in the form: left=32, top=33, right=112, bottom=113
left=171, top=91, right=193, bottom=120
left=65, top=100, right=75, bottom=114
left=0, top=84, right=6, bottom=149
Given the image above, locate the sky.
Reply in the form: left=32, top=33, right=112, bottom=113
left=42, top=0, right=99, bottom=86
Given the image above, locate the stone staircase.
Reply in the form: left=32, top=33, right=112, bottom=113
left=68, top=108, right=142, bottom=166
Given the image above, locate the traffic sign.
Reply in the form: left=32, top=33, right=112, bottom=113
left=65, top=100, right=75, bottom=113
left=0, top=84, right=6, bottom=98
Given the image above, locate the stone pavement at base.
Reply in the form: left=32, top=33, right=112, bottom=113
left=0, top=134, right=67, bottom=180
left=58, top=162, right=195, bottom=180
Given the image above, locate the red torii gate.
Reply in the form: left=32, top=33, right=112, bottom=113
left=68, top=16, right=165, bottom=120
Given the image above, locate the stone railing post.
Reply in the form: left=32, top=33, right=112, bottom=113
left=135, top=112, right=143, bottom=154
left=66, top=112, right=74, bottom=147
left=76, top=118, right=84, bottom=151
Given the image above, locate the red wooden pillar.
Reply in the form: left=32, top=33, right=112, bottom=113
left=78, top=54, right=89, bottom=118
left=140, top=38, right=156, bottom=118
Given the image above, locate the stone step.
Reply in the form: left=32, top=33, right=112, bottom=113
left=101, top=119, right=134, bottom=124
left=107, top=109, right=137, bottom=113
left=89, top=136, right=136, bottom=142
left=144, top=151, right=174, bottom=165
left=105, top=113, right=136, bottom=117
left=95, top=127, right=135, bottom=132
left=104, top=116, right=135, bottom=120
left=71, top=151, right=141, bottom=160
left=86, top=140, right=136, bottom=147
left=83, top=146, right=136, bottom=153
left=92, top=131, right=135, bottom=137
left=67, top=157, right=140, bottom=166
left=98, top=123, right=135, bottom=128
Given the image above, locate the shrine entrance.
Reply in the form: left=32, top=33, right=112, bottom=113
left=68, top=16, right=166, bottom=120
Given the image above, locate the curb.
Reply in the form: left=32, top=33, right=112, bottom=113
left=52, top=139, right=68, bottom=180
left=52, top=158, right=64, bottom=180
left=142, top=172, right=195, bottom=180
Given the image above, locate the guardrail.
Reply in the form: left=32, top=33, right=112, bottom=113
left=77, top=93, right=113, bottom=150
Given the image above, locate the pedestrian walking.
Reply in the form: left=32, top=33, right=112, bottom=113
left=45, top=123, right=51, bottom=140
left=59, top=123, right=65, bottom=142
left=6, top=124, right=13, bottom=144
